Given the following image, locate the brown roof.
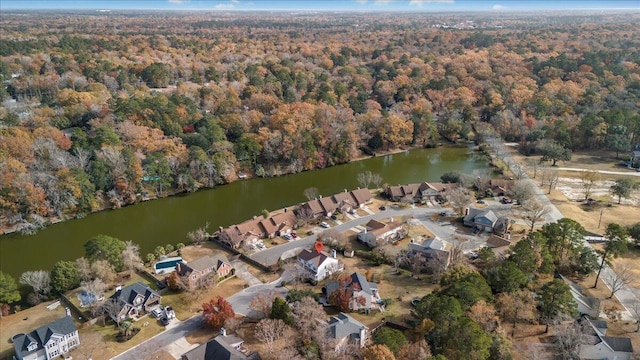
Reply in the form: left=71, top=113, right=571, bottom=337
left=333, top=192, right=354, bottom=205
left=298, top=249, right=330, bottom=268
left=304, top=199, right=324, bottom=215
left=181, top=254, right=230, bottom=273
left=364, top=219, right=403, bottom=237
left=350, top=188, right=372, bottom=205
left=319, top=196, right=338, bottom=214
left=364, top=219, right=386, bottom=230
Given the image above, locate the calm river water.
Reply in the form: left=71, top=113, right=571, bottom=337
left=0, top=146, right=489, bottom=278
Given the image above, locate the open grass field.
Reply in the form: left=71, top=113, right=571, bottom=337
left=162, top=276, right=246, bottom=320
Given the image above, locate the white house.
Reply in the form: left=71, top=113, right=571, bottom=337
left=297, top=248, right=343, bottom=282
left=327, top=313, right=368, bottom=351
left=408, top=237, right=452, bottom=268
left=13, top=312, right=80, bottom=360
left=357, top=219, right=405, bottom=247
left=580, top=317, right=634, bottom=360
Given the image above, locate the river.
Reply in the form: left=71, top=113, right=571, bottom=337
left=0, top=146, right=489, bottom=279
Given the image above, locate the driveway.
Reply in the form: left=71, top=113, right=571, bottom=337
left=227, top=272, right=292, bottom=317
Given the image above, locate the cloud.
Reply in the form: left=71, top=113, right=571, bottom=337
left=374, top=0, right=394, bottom=4
left=409, top=0, right=455, bottom=6
left=354, top=0, right=368, bottom=4
left=215, top=3, right=235, bottom=10
left=168, top=0, right=184, bottom=4
left=492, top=4, right=505, bottom=10
left=230, top=0, right=239, bottom=3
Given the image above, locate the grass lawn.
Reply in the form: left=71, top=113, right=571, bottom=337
left=161, top=277, right=246, bottom=320
left=85, top=320, right=164, bottom=360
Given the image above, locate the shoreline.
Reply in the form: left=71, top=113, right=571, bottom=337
left=0, top=144, right=457, bottom=237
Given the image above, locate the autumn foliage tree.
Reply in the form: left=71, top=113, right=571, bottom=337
left=202, top=296, right=235, bottom=328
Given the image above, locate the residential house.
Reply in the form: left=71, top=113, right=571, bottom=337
left=560, top=275, right=600, bottom=319
left=463, top=208, right=498, bottom=232
left=490, top=179, right=514, bottom=197
left=327, top=313, right=369, bottom=351
left=105, top=282, right=161, bottom=322
left=486, top=233, right=522, bottom=259
left=13, top=313, right=80, bottom=360
left=408, top=237, right=452, bottom=268
left=357, top=219, right=405, bottom=247
left=299, top=188, right=373, bottom=219
left=176, top=254, right=233, bottom=290
left=385, top=182, right=453, bottom=202
left=580, top=317, right=634, bottom=360
left=182, top=329, right=261, bottom=360
left=297, top=248, right=343, bottom=281
left=324, top=272, right=384, bottom=312
left=218, top=211, right=297, bottom=248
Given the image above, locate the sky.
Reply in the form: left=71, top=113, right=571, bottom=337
left=2, top=0, right=639, bottom=11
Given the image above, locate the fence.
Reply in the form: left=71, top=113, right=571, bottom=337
left=59, top=294, right=89, bottom=323
left=136, top=269, right=167, bottom=290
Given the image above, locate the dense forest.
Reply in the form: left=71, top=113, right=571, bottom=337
left=1, top=11, right=639, bottom=232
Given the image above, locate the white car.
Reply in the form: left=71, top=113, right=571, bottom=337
left=320, top=222, right=330, bottom=228
left=150, top=307, right=164, bottom=319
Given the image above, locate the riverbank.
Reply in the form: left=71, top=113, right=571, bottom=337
left=0, top=145, right=440, bottom=237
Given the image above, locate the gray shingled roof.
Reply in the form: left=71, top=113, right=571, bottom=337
left=110, top=282, right=158, bottom=305
left=13, top=315, right=77, bottom=359
left=602, top=336, right=633, bottom=353
left=328, top=313, right=367, bottom=341
left=351, top=273, right=372, bottom=295
left=181, top=335, right=261, bottom=360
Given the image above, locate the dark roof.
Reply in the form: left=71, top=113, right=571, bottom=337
left=298, top=249, right=330, bottom=268
left=328, top=313, right=367, bottom=341
left=588, top=319, right=608, bottom=330
left=351, top=273, right=372, bottom=295
left=182, top=335, right=261, bottom=360
left=13, top=315, right=77, bottom=359
left=602, top=336, right=633, bottom=353
left=110, top=282, right=158, bottom=305
left=182, top=254, right=230, bottom=273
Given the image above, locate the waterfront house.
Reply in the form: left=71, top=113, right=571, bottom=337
left=182, top=328, right=261, bottom=360
left=299, top=188, right=373, bottom=219
left=357, top=219, right=405, bottom=247
left=297, top=248, right=344, bottom=281
left=13, top=312, right=80, bottom=360
left=327, top=313, right=369, bottom=351
left=324, top=272, right=384, bottom=313
left=385, top=182, right=452, bottom=202
left=490, top=179, right=514, bottom=196
left=218, top=211, right=296, bottom=248
left=176, top=254, right=233, bottom=290
left=105, top=282, right=161, bottom=322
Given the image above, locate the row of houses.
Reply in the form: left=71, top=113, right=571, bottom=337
left=298, top=188, right=373, bottom=218
left=385, top=179, right=515, bottom=203
left=218, top=188, right=373, bottom=249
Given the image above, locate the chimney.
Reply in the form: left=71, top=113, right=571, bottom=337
left=359, top=326, right=366, bottom=347
left=331, top=249, right=337, bottom=258
left=65, top=307, right=71, bottom=317
left=220, top=327, right=227, bottom=337
left=219, top=226, right=223, bottom=231
left=464, top=208, right=469, bottom=215
left=390, top=217, right=394, bottom=223
left=506, top=233, right=511, bottom=240
left=115, top=285, right=122, bottom=292
left=344, top=189, right=347, bottom=193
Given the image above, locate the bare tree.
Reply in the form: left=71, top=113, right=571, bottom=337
left=541, top=168, right=560, bottom=194
left=103, top=298, right=124, bottom=327
left=554, top=320, right=587, bottom=360
left=605, top=264, right=636, bottom=299
left=249, top=291, right=278, bottom=319
left=121, top=240, right=143, bottom=272
left=580, top=170, right=601, bottom=201
left=527, top=157, right=539, bottom=179
left=74, top=257, right=93, bottom=282
left=292, top=297, right=327, bottom=341
left=303, top=187, right=319, bottom=201
left=356, top=171, right=382, bottom=189
left=19, top=271, right=51, bottom=303
left=473, top=170, right=492, bottom=195
left=187, top=222, right=210, bottom=245
left=512, top=164, right=527, bottom=180
left=631, top=300, right=640, bottom=332
left=522, top=199, right=551, bottom=232
left=320, top=228, right=347, bottom=250
left=496, top=290, right=537, bottom=337
left=80, top=278, right=108, bottom=317
left=510, top=180, right=534, bottom=204
left=371, top=173, right=383, bottom=189
left=255, top=318, right=288, bottom=357
left=446, top=187, right=474, bottom=215
left=91, top=260, right=116, bottom=284
left=223, top=317, right=244, bottom=334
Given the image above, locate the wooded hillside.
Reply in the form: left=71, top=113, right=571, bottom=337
left=1, top=11, right=639, bottom=232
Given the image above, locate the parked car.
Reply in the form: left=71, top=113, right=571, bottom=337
left=257, top=243, right=266, bottom=249
left=476, top=199, right=485, bottom=204
left=164, top=306, right=175, bottom=319
left=379, top=206, right=386, bottom=211
left=150, top=307, right=164, bottom=319
left=291, top=232, right=298, bottom=238
left=307, top=230, right=315, bottom=235
left=282, top=234, right=292, bottom=240
left=320, top=221, right=330, bottom=228
left=440, top=211, right=447, bottom=216
left=467, top=252, right=479, bottom=260
left=330, top=215, right=337, bottom=220
left=160, top=316, right=170, bottom=326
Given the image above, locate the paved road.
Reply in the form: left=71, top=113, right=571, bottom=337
left=111, top=316, right=205, bottom=360
left=556, top=167, right=640, bottom=177
left=249, top=207, right=450, bottom=266
left=498, top=141, right=639, bottom=320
